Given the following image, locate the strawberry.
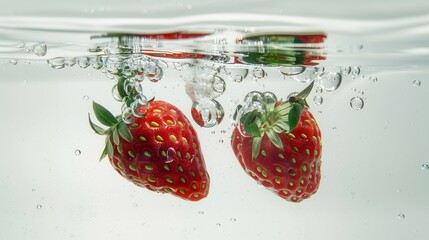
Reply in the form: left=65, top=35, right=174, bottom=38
left=89, top=100, right=210, bottom=201
left=231, top=82, right=322, bottom=202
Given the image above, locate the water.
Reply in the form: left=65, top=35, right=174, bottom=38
left=1, top=1, right=429, bottom=240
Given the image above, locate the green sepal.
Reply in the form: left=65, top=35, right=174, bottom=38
left=99, top=144, right=108, bottom=161
left=106, top=137, right=114, bottom=158
left=266, top=128, right=283, bottom=150
left=93, top=101, right=118, bottom=127
left=240, top=110, right=262, bottom=137
left=112, top=128, right=120, bottom=145
left=252, top=137, right=262, bottom=160
left=117, top=77, right=127, bottom=100
left=288, top=103, right=304, bottom=132
left=117, top=121, right=133, bottom=142
left=88, top=114, right=107, bottom=135
left=296, top=81, right=314, bottom=100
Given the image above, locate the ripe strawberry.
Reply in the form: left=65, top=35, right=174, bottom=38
left=231, top=82, right=322, bottom=202
left=89, top=100, right=210, bottom=201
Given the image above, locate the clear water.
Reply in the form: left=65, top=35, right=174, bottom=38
left=1, top=1, right=429, bottom=239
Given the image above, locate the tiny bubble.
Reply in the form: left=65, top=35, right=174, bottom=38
left=82, top=95, right=89, bottom=101
left=369, top=76, right=378, bottom=82
left=198, top=211, right=204, bottom=215
left=36, top=204, right=42, bottom=209
left=31, top=188, right=36, bottom=192
left=413, top=80, right=421, bottom=87
left=230, top=218, right=237, bottom=222
left=397, top=213, right=405, bottom=220
left=74, top=149, right=81, bottom=156
left=216, top=223, right=221, bottom=227
left=421, top=164, right=429, bottom=171
left=133, top=203, right=138, bottom=208
left=10, top=59, right=18, bottom=65
left=218, top=139, right=224, bottom=143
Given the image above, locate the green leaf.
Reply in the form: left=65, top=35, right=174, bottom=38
left=106, top=137, right=114, bottom=158
left=241, top=110, right=262, bottom=137
left=93, top=101, right=118, bottom=127
left=252, top=137, right=262, bottom=160
left=117, top=77, right=127, bottom=100
left=88, top=114, right=107, bottom=135
left=288, top=103, right=304, bottom=132
left=112, top=128, right=120, bottom=145
left=266, top=128, right=283, bottom=150
left=296, top=81, right=314, bottom=100
left=117, top=122, right=133, bottom=142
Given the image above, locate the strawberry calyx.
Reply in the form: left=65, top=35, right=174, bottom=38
left=234, top=81, right=314, bottom=159
left=88, top=101, right=133, bottom=161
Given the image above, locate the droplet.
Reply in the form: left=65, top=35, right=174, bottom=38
left=74, top=149, right=81, bottom=156
left=33, top=43, right=47, bottom=56
left=78, top=57, right=90, bottom=68
left=10, top=59, right=18, bottom=65
left=313, top=95, right=323, bottom=105
left=413, top=80, right=421, bottom=87
left=421, top=164, right=429, bottom=171
left=36, top=204, right=42, bottom=209
left=317, top=72, right=342, bottom=91
left=252, top=67, right=266, bottom=79
left=191, top=98, right=224, bottom=128
left=82, top=95, right=89, bottom=101
left=212, top=76, right=226, bottom=95
left=369, top=76, right=378, bottom=82
left=350, top=96, right=364, bottom=110
left=279, top=66, right=305, bottom=76
left=351, top=67, right=361, bottom=76
left=398, top=213, right=405, bottom=220
left=48, top=57, right=65, bottom=69
left=340, top=66, right=351, bottom=75
left=166, top=148, right=176, bottom=163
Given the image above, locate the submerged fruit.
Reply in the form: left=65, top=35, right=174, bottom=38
left=89, top=100, right=210, bottom=201
left=231, top=82, right=322, bottom=202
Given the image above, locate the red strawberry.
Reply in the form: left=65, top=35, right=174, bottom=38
left=231, top=82, right=322, bottom=202
left=89, top=100, right=210, bottom=201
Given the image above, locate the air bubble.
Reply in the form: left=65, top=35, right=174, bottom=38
left=350, top=96, right=364, bottom=110
left=340, top=66, right=351, bottom=75
left=74, top=149, right=81, bottom=156
left=191, top=98, right=224, bottom=128
left=145, top=61, right=164, bottom=82
left=78, top=57, right=90, bottom=68
left=421, top=164, right=429, bottom=171
left=216, top=223, right=221, bottom=227
left=16, top=42, right=26, bottom=48
left=313, top=95, right=323, bottom=105
left=413, top=80, right=421, bottom=87
left=244, top=91, right=264, bottom=104
left=212, top=76, right=226, bottom=94
left=291, top=68, right=316, bottom=83
left=279, top=66, right=305, bottom=76
left=230, top=218, right=237, bottom=222
left=131, top=96, right=149, bottom=118
left=317, top=72, right=342, bottom=91
left=82, top=95, right=89, bottom=101
left=36, top=204, right=42, bottom=209
left=315, top=87, right=323, bottom=94
left=252, top=67, right=266, bottom=79
left=227, top=68, right=248, bottom=82
left=198, top=210, right=204, bottom=215
left=262, top=92, right=277, bottom=104
left=91, top=56, right=104, bottom=70
left=121, top=107, right=135, bottom=124
left=10, top=59, right=18, bottom=65
left=398, top=213, right=405, bottom=220
left=173, top=62, right=183, bottom=70
left=368, top=76, right=377, bottom=82
left=33, top=43, right=47, bottom=56
left=48, top=57, right=65, bottom=69
left=65, top=58, right=76, bottom=67
left=351, top=67, right=361, bottom=76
